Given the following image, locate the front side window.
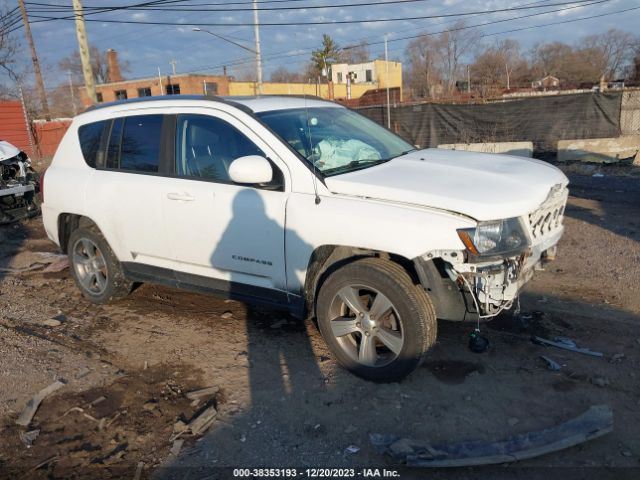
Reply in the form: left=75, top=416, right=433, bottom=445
left=78, top=121, right=106, bottom=167
left=175, top=114, right=265, bottom=183
left=257, top=107, right=413, bottom=176
left=113, top=115, right=163, bottom=172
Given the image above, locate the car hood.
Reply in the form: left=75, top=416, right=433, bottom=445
left=0, top=140, right=22, bottom=162
left=324, top=148, right=569, bottom=221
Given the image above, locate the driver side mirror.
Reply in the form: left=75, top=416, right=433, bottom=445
left=228, top=155, right=273, bottom=185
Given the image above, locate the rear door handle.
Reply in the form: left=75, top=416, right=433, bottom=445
left=167, top=192, right=195, bottom=201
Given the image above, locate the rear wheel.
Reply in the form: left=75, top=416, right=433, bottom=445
left=68, top=226, right=133, bottom=304
left=317, top=257, right=437, bottom=382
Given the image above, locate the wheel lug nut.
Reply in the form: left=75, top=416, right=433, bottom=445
left=356, top=322, right=361, bottom=328
left=364, top=331, right=370, bottom=336
left=359, top=312, right=364, bottom=317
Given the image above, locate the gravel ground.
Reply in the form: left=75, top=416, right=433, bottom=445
left=0, top=165, right=639, bottom=479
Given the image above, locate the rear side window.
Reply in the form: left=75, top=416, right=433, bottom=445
left=78, top=121, right=106, bottom=167
left=118, top=115, right=163, bottom=172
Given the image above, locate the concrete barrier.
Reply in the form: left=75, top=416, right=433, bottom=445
left=437, top=142, right=533, bottom=157
left=557, top=136, right=640, bottom=163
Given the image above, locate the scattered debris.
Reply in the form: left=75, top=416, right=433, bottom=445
left=592, top=172, right=605, bottom=178
left=173, top=420, right=188, bottom=434
left=61, top=406, right=99, bottom=423
left=42, top=257, right=69, bottom=273
left=75, top=367, right=91, bottom=380
left=86, top=396, right=106, bottom=408
left=345, top=424, right=357, bottom=434
left=133, top=462, right=144, bottom=480
left=610, top=353, right=625, bottom=363
left=540, top=355, right=561, bottom=371
left=143, top=400, right=158, bottom=411
left=169, top=439, right=184, bottom=458
left=27, top=455, right=59, bottom=473
left=370, top=405, right=613, bottom=467
left=270, top=319, right=288, bottom=329
left=16, top=380, right=66, bottom=426
left=19, top=429, right=40, bottom=448
left=187, top=406, right=218, bottom=436
left=532, top=336, right=603, bottom=357
left=186, top=386, right=219, bottom=401
left=345, top=445, right=360, bottom=454
left=221, top=311, right=233, bottom=319
left=591, top=377, right=610, bottom=388
left=186, top=386, right=219, bottom=408
left=41, top=318, right=62, bottom=327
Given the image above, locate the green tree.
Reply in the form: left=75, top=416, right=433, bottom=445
left=311, top=34, right=340, bottom=76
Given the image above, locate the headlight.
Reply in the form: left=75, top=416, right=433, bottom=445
left=457, top=217, right=530, bottom=257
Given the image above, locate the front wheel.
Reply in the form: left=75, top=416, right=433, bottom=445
left=316, top=258, right=437, bottom=382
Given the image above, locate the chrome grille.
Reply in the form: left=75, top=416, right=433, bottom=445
left=528, top=184, right=568, bottom=240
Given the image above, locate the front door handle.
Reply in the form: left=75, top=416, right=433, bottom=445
left=167, top=192, right=195, bottom=201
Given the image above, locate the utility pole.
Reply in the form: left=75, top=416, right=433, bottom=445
left=72, top=0, right=97, bottom=104
left=157, top=67, right=164, bottom=95
left=252, top=0, right=263, bottom=94
left=67, top=71, right=77, bottom=115
left=466, top=65, right=471, bottom=94
left=170, top=59, right=177, bottom=75
left=17, top=0, right=50, bottom=119
left=384, top=35, right=391, bottom=129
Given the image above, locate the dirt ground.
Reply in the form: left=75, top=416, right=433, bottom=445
left=0, top=163, right=639, bottom=479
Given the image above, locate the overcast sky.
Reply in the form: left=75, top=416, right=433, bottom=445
left=3, top=0, right=639, bottom=90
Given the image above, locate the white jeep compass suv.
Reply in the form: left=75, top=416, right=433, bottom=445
left=42, top=95, right=568, bottom=382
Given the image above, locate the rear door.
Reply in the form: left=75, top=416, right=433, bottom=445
left=84, top=113, right=176, bottom=271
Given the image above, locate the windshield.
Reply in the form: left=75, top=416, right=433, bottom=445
left=256, top=107, right=414, bottom=176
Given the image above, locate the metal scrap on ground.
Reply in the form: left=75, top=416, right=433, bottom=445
left=370, top=405, right=613, bottom=467
left=15, top=380, right=66, bottom=427
left=532, top=336, right=604, bottom=357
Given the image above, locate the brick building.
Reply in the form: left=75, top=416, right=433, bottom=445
left=79, top=73, right=230, bottom=107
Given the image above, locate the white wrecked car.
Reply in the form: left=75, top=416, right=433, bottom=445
left=42, top=96, right=568, bottom=381
left=0, top=140, right=40, bottom=224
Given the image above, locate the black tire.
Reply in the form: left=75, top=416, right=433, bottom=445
left=67, top=225, right=133, bottom=304
left=317, top=257, right=437, bottom=382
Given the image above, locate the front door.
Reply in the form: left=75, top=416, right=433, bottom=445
left=162, top=112, right=289, bottom=303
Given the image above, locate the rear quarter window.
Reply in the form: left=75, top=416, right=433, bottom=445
left=77, top=121, right=107, bottom=167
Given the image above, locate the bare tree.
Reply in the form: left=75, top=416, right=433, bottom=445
left=59, top=46, right=130, bottom=84
left=269, top=66, right=304, bottom=83
left=439, top=21, right=480, bottom=94
left=530, top=41, right=572, bottom=79
left=405, top=34, right=442, bottom=99
left=0, top=7, right=19, bottom=88
left=582, top=29, right=638, bottom=81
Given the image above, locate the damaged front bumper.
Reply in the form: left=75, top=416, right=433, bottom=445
left=414, top=187, right=567, bottom=321
left=0, top=150, right=40, bottom=224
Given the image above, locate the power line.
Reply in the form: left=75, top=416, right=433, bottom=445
left=25, top=0, right=441, bottom=14
left=21, top=0, right=607, bottom=28
left=177, top=0, right=623, bottom=75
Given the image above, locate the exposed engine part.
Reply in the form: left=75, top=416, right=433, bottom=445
left=450, top=259, right=522, bottom=319
left=0, top=141, right=40, bottom=224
